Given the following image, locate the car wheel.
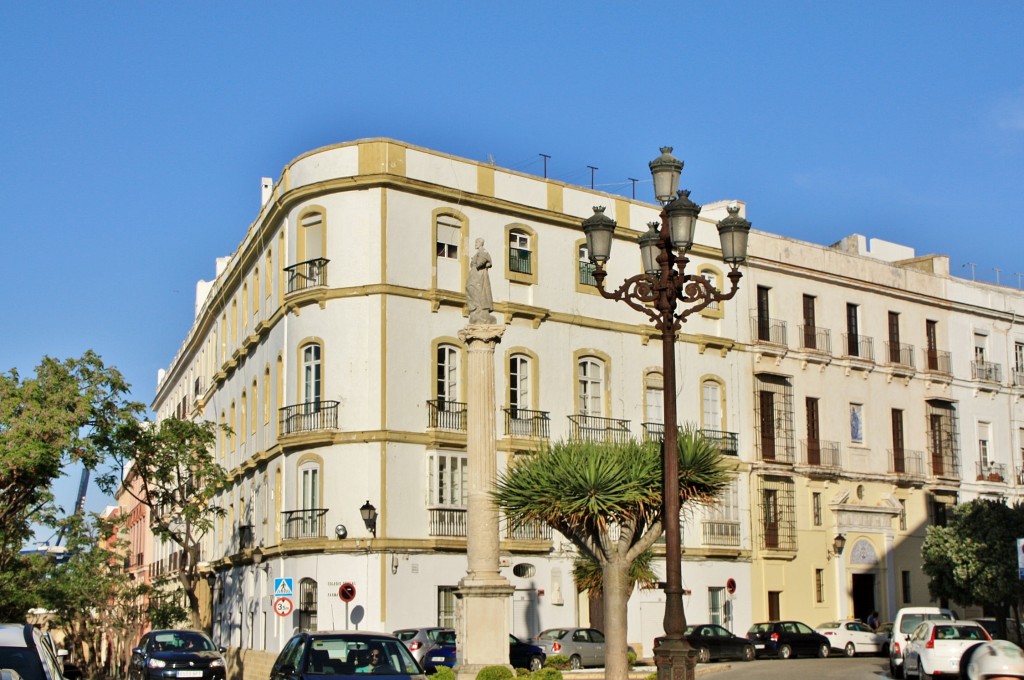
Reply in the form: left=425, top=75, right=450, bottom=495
left=529, top=657, right=543, bottom=672
left=778, top=644, right=793, bottom=660
left=891, top=659, right=905, bottom=679
left=844, top=642, right=856, bottom=657
left=741, top=645, right=755, bottom=662
left=818, top=643, right=830, bottom=658
left=696, top=647, right=710, bottom=664
left=569, top=655, right=582, bottom=670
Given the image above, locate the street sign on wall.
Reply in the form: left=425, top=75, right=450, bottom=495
left=273, top=597, right=293, bottom=617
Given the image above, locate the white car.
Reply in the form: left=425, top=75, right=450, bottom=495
left=815, top=620, right=889, bottom=657
left=904, top=620, right=990, bottom=679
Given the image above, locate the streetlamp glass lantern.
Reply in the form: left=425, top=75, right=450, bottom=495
left=716, top=203, right=752, bottom=265
left=637, top=222, right=662, bottom=275
left=649, top=147, right=684, bottom=204
left=360, top=500, right=378, bottom=536
left=582, top=206, right=616, bottom=265
left=664, top=190, right=701, bottom=252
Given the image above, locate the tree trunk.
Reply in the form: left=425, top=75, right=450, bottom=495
left=602, top=558, right=633, bottom=680
left=589, top=592, right=604, bottom=632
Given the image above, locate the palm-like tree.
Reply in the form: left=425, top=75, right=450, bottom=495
left=494, top=427, right=730, bottom=680
left=573, top=549, right=658, bottom=632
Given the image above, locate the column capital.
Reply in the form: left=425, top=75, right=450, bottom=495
left=459, top=324, right=506, bottom=346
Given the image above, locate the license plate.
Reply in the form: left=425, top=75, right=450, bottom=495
left=431, top=657, right=446, bottom=662
left=754, top=644, right=764, bottom=649
left=178, top=672, right=204, bottom=678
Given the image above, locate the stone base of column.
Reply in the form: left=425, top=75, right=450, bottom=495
left=654, top=639, right=697, bottom=680
left=454, top=579, right=515, bottom=680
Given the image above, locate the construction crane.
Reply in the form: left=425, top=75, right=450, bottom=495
left=20, top=466, right=90, bottom=562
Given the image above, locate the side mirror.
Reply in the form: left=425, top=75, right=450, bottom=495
left=219, top=647, right=226, bottom=654
left=132, top=648, right=143, bottom=655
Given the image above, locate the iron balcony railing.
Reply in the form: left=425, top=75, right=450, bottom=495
left=280, top=400, right=339, bottom=435
left=842, top=333, right=875, bottom=361
left=282, top=508, right=328, bottom=540
left=427, top=399, right=467, bottom=431
left=503, top=407, right=550, bottom=439
left=1017, top=466, right=1024, bottom=486
left=1014, top=370, right=1024, bottom=387
left=801, top=439, right=841, bottom=470
left=700, top=429, right=739, bottom=456
left=972, top=360, right=1002, bottom=383
left=798, top=325, right=832, bottom=353
left=929, top=451, right=961, bottom=479
left=284, top=258, right=329, bottom=293
left=885, top=341, right=916, bottom=369
left=702, top=520, right=741, bottom=547
left=428, top=508, right=467, bottom=537
left=751, top=316, right=788, bottom=346
left=509, top=247, right=532, bottom=275
left=578, top=261, right=597, bottom=287
left=924, top=349, right=952, bottom=375
left=568, top=414, right=631, bottom=444
left=889, top=449, right=926, bottom=479
left=642, top=422, right=665, bottom=442
left=502, top=518, right=553, bottom=541
left=976, top=461, right=1007, bottom=483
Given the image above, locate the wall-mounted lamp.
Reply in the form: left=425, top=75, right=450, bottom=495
left=252, top=546, right=263, bottom=566
left=360, top=500, right=378, bottom=537
left=826, top=533, right=847, bottom=561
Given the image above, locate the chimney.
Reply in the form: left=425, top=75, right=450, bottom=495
left=261, top=177, right=273, bottom=207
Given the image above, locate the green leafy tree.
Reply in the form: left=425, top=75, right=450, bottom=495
left=0, top=352, right=139, bottom=619
left=97, top=417, right=228, bottom=631
left=921, top=499, right=1024, bottom=636
left=572, top=549, right=657, bottom=632
left=494, top=429, right=729, bottom=680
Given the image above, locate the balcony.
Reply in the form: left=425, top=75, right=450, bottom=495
left=797, top=325, right=831, bottom=354
left=427, top=399, right=467, bottom=431
left=702, top=520, right=741, bottom=547
left=751, top=316, right=788, bottom=346
left=280, top=400, right=339, bottom=436
left=642, top=422, right=665, bottom=442
left=284, top=258, right=329, bottom=294
left=923, top=349, right=952, bottom=375
left=889, top=449, right=926, bottom=481
left=885, top=341, right=916, bottom=370
left=972, top=360, right=1002, bottom=383
left=928, top=451, right=961, bottom=479
left=568, top=414, right=631, bottom=444
left=509, top=247, right=532, bottom=275
left=503, top=407, right=550, bottom=439
left=429, top=507, right=467, bottom=537
left=757, top=437, right=795, bottom=464
left=282, top=508, right=328, bottom=540
left=502, top=518, right=553, bottom=541
left=700, top=429, right=739, bottom=456
left=800, top=439, right=841, bottom=472
left=842, top=333, right=875, bottom=361
left=976, top=461, right=1007, bottom=483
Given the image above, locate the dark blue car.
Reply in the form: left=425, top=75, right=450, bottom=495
left=421, top=632, right=544, bottom=672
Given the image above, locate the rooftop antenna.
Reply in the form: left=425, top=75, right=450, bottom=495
left=994, top=268, right=1002, bottom=286
left=963, top=262, right=977, bottom=281
left=628, top=178, right=639, bottom=200
left=539, top=153, right=550, bottom=178
left=587, top=166, right=598, bottom=189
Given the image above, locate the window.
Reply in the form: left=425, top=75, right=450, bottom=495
left=850, top=403, right=864, bottom=444
left=577, top=357, right=604, bottom=415
left=438, top=586, right=458, bottom=628
left=756, top=286, right=771, bottom=341
left=926, top=320, right=940, bottom=370
left=578, top=245, right=596, bottom=287
left=239, top=391, right=247, bottom=446
left=846, top=303, right=860, bottom=356
left=979, top=422, right=991, bottom=468
left=698, top=267, right=721, bottom=314
left=815, top=569, right=824, bottom=603
left=755, top=374, right=794, bottom=462
left=298, top=578, right=317, bottom=633
left=436, top=344, right=459, bottom=404
left=812, top=492, right=822, bottom=526
left=509, top=354, right=531, bottom=412
left=702, top=380, right=722, bottom=432
left=508, top=229, right=532, bottom=275
left=429, top=452, right=468, bottom=508
left=974, top=333, right=987, bottom=363
left=436, top=216, right=460, bottom=259
left=888, top=311, right=901, bottom=363
left=802, top=295, right=818, bottom=350
left=301, top=466, right=319, bottom=511
left=899, top=499, right=907, bottom=531
left=646, top=372, right=664, bottom=427
left=708, top=479, right=739, bottom=523
left=892, top=409, right=906, bottom=472
left=806, top=397, right=821, bottom=465
left=759, top=476, right=795, bottom=550
left=927, top=400, right=961, bottom=477
left=300, top=210, right=325, bottom=261
left=1016, top=342, right=1024, bottom=373
left=708, top=587, right=726, bottom=625
left=302, top=343, right=322, bottom=405
left=901, top=571, right=912, bottom=603
left=767, top=592, right=781, bottom=621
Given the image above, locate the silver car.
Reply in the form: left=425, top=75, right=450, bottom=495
left=530, top=628, right=606, bottom=669
left=393, top=628, right=451, bottom=665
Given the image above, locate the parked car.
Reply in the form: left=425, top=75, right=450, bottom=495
left=878, top=623, right=894, bottom=656
left=392, top=628, right=451, bottom=665
left=420, top=632, right=544, bottom=672
left=0, top=623, right=67, bottom=680
left=673, top=624, right=755, bottom=663
left=746, top=621, right=831, bottom=659
left=129, top=630, right=226, bottom=680
left=270, top=630, right=425, bottom=679
left=815, top=620, right=889, bottom=656
left=529, top=627, right=607, bottom=669
left=889, top=606, right=956, bottom=678
left=904, top=620, right=990, bottom=679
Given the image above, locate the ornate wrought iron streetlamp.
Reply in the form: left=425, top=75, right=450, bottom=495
left=581, top=147, right=751, bottom=680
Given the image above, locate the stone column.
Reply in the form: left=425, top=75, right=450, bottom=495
left=455, top=324, right=514, bottom=680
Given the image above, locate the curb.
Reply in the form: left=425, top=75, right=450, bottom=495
left=561, top=663, right=733, bottom=679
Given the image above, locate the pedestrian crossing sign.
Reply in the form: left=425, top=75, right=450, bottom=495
left=274, top=577, right=294, bottom=597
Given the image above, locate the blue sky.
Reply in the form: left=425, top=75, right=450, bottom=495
left=2, top=1, right=1023, bottom=520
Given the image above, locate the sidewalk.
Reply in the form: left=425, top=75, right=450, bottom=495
left=565, top=663, right=732, bottom=679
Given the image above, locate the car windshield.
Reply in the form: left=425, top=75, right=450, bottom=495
left=150, top=632, right=215, bottom=652
left=933, top=625, right=986, bottom=641
left=537, top=630, right=567, bottom=641
left=747, top=624, right=774, bottom=634
left=0, top=647, right=45, bottom=680
left=900, top=613, right=953, bottom=634
left=817, top=622, right=840, bottom=629
left=304, top=634, right=421, bottom=675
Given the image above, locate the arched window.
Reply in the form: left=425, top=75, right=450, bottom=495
left=434, top=213, right=464, bottom=292
left=298, top=578, right=318, bottom=633
left=577, top=357, right=604, bottom=416
left=509, top=229, right=532, bottom=274
left=251, top=379, right=258, bottom=438
left=578, top=244, right=597, bottom=287
left=644, top=371, right=664, bottom=439
left=509, top=353, right=531, bottom=412
left=300, top=210, right=325, bottom=262
left=436, top=344, right=459, bottom=404
left=698, top=266, right=723, bottom=316
left=302, top=343, right=322, bottom=405
left=239, top=392, right=247, bottom=446
left=252, top=268, right=260, bottom=320
left=229, top=401, right=237, bottom=452
left=702, top=379, right=723, bottom=432
left=436, top=215, right=461, bottom=260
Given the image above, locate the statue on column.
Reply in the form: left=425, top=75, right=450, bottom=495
left=467, top=238, right=496, bottom=324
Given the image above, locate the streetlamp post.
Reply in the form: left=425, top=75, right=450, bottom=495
left=581, top=147, right=751, bottom=680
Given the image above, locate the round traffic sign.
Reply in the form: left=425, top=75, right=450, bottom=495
left=726, top=578, right=737, bottom=595
left=339, top=582, right=357, bottom=603
left=273, top=597, right=294, bottom=617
